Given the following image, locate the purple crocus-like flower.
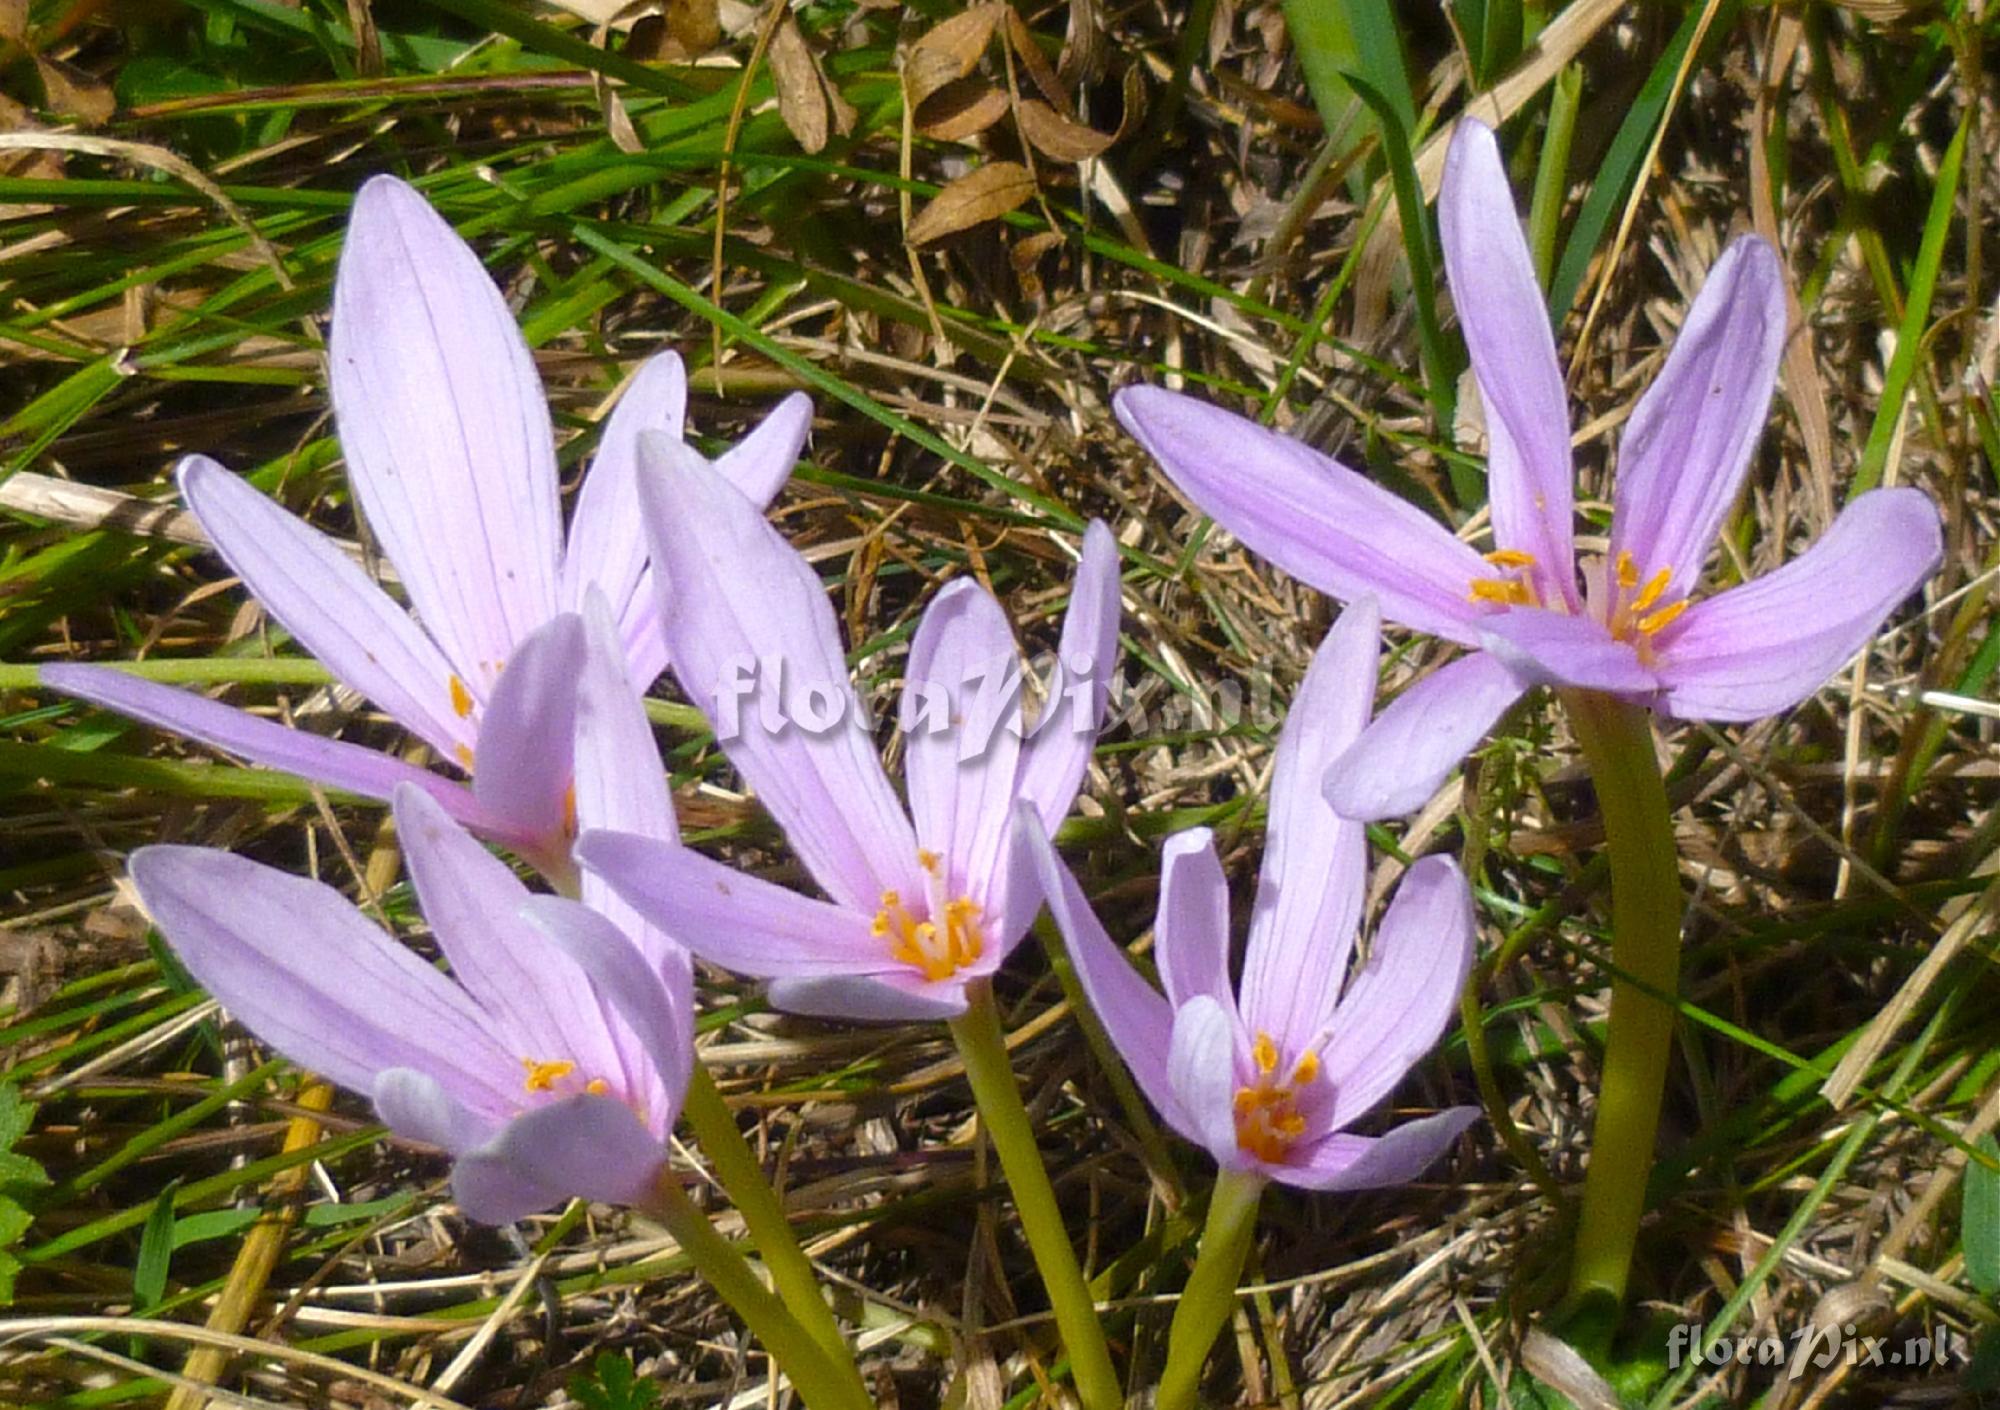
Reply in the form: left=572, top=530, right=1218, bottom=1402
left=1020, top=599, right=1480, bottom=1189
left=44, top=174, right=807, bottom=872
left=1115, top=120, right=1944, bottom=820
left=127, top=605, right=692, bottom=1223
left=576, top=435, right=1121, bottom=1021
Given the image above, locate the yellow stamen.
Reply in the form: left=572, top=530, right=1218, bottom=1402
left=1629, top=567, right=1672, bottom=615
left=449, top=674, right=474, bottom=719
left=453, top=743, right=475, bottom=772
left=521, top=1058, right=576, bottom=1092
left=1636, top=600, right=1688, bottom=635
left=1615, top=550, right=1639, bottom=590
left=876, top=885, right=986, bottom=982
left=1483, top=548, right=1537, bottom=568
left=585, top=1078, right=609, bottom=1096
left=917, top=848, right=942, bottom=875
left=1290, top=1049, right=1320, bottom=1086
left=1468, top=577, right=1535, bottom=607
left=1232, top=1035, right=1323, bottom=1163
left=1252, top=1032, right=1279, bottom=1074
left=563, top=784, right=578, bottom=837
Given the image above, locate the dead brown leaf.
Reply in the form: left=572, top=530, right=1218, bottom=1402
left=908, top=161, right=1034, bottom=245
left=36, top=56, right=114, bottom=125
left=1015, top=98, right=1112, bottom=161
left=917, top=78, right=1010, bottom=141
left=0, top=0, right=27, bottom=43
left=904, top=2, right=1004, bottom=110
left=1002, top=9, right=1069, bottom=110
left=770, top=11, right=828, bottom=154
left=663, top=0, right=720, bottom=55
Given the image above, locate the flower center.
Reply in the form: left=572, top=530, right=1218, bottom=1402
left=1232, top=1031, right=1321, bottom=1163
left=1467, top=548, right=1540, bottom=608
left=1605, top=551, right=1687, bottom=651
left=873, top=849, right=986, bottom=982
left=520, top=1056, right=608, bottom=1096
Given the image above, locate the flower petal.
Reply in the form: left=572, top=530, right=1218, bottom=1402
left=574, top=829, right=888, bottom=977
left=903, top=579, right=1022, bottom=906
left=1154, top=828, right=1233, bottom=1014
left=1018, top=806, right=1186, bottom=1133
left=373, top=1068, right=501, bottom=1154
left=1323, top=855, right=1476, bottom=1129
left=1608, top=235, right=1789, bottom=603
left=1653, top=486, right=1943, bottom=721
left=561, top=352, right=687, bottom=688
left=1478, top=608, right=1659, bottom=695
left=766, top=971, right=971, bottom=1022
left=178, top=455, right=472, bottom=758
left=329, top=175, right=562, bottom=686
left=1276, top=1107, right=1480, bottom=1192
left=1324, top=651, right=1525, bottom=821
left=1115, top=386, right=1491, bottom=644
left=1238, top=601, right=1377, bottom=1054
left=636, top=432, right=920, bottom=910
left=714, top=390, right=812, bottom=509
left=1016, top=520, right=1122, bottom=831
left=451, top=1094, right=666, bottom=1223
left=468, top=612, right=586, bottom=863
left=1440, top=120, right=1576, bottom=608
left=1168, top=994, right=1247, bottom=1169
left=127, top=845, right=516, bottom=1114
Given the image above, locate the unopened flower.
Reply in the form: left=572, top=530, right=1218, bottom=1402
left=1021, top=600, right=1479, bottom=1189
left=578, top=435, right=1121, bottom=1020
left=46, top=175, right=807, bottom=871
left=1115, top=120, right=1943, bottom=820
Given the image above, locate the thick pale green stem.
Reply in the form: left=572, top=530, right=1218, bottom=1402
left=680, top=1064, right=864, bottom=1397
left=639, top=1175, right=874, bottom=1410
left=1156, top=1168, right=1265, bottom=1410
left=1561, top=689, right=1682, bottom=1306
left=948, top=982, right=1122, bottom=1410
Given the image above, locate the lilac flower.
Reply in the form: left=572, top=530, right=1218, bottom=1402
left=1115, top=120, right=1943, bottom=820
left=126, top=605, right=692, bottom=1223
left=44, top=174, right=807, bottom=871
left=576, top=435, right=1121, bottom=1021
left=1021, top=600, right=1479, bottom=1188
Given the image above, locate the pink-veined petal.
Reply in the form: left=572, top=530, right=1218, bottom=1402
left=128, top=846, right=517, bottom=1115
left=1440, top=120, right=1577, bottom=608
left=766, top=971, right=972, bottom=1022
left=178, top=455, right=472, bottom=758
left=1654, top=486, right=1942, bottom=721
left=1478, top=608, right=1659, bottom=695
left=575, top=829, right=888, bottom=978
left=903, top=579, right=1022, bottom=906
left=1016, top=520, right=1122, bottom=831
left=1115, top=386, right=1491, bottom=644
left=714, top=390, right=812, bottom=509
left=1168, top=994, right=1248, bottom=1169
left=451, top=1094, right=666, bottom=1223
left=1238, top=600, right=1377, bottom=1054
left=329, top=175, right=561, bottom=686
left=1608, top=236, right=1789, bottom=603
left=1154, top=828, right=1233, bottom=1014
left=468, top=612, right=585, bottom=862
left=636, top=432, right=919, bottom=909
left=1322, top=855, right=1476, bottom=1129
left=1324, top=651, right=1526, bottom=822
left=1276, top=1107, right=1480, bottom=1192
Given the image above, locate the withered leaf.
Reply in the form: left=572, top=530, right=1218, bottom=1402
left=769, top=12, right=828, bottom=154
left=1002, top=9, right=1070, bottom=110
left=917, top=77, right=1009, bottom=141
left=0, top=0, right=27, bottom=43
left=1015, top=99, right=1112, bottom=160
left=904, top=2, right=1004, bottom=110
left=35, top=57, right=114, bottom=125
left=663, top=0, right=720, bottom=56
left=908, top=161, right=1034, bottom=245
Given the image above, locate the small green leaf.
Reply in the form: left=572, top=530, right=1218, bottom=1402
left=1963, top=1133, right=2000, bottom=1297
left=134, top=1181, right=181, bottom=1312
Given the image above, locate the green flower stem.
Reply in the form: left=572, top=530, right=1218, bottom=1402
left=948, top=981, right=1122, bottom=1410
left=1561, top=688, right=1682, bottom=1306
left=1156, top=1167, right=1266, bottom=1410
left=680, top=1063, right=865, bottom=1397
left=639, top=1174, right=874, bottom=1410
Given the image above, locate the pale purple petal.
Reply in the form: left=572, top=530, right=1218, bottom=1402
left=329, top=174, right=562, bottom=686
left=373, top=1068, right=501, bottom=1154
left=1276, top=1107, right=1480, bottom=1192
left=1653, top=486, right=1942, bottom=721
left=451, top=1094, right=666, bottom=1222
left=1016, top=520, right=1122, bottom=831
left=41, top=665, right=514, bottom=839
left=574, top=829, right=887, bottom=977
left=1324, top=652, right=1525, bottom=821
left=561, top=352, right=687, bottom=688
left=1608, top=236, right=1789, bottom=602
left=128, top=846, right=516, bottom=1114
left=178, top=455, right=473, bottom=758
left=1018, top=806, right=1186, bottom=1132
left=902, top=579, right=1022, bottom=904
left=766, top=971, right=971, bottom=1022
left=714, top=390, right=812, bottom=509
left=1115, top=386, right=1491, bottom=645
left=1440, top=120, right=1576, bottom=608
left=1154, top=828, right=1233, bottom=1013
left=1168, top=994, right=1247, bottom=1168
left=1478, top=608, right=1659, bottom=695
left=468, top=612, right=585, bottom=860
left=1322, top=856, right=1476, bottom=1129
left=1238, top=601, right=1377, bottom=1053
left=636, top=432, right=919, bottom=910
